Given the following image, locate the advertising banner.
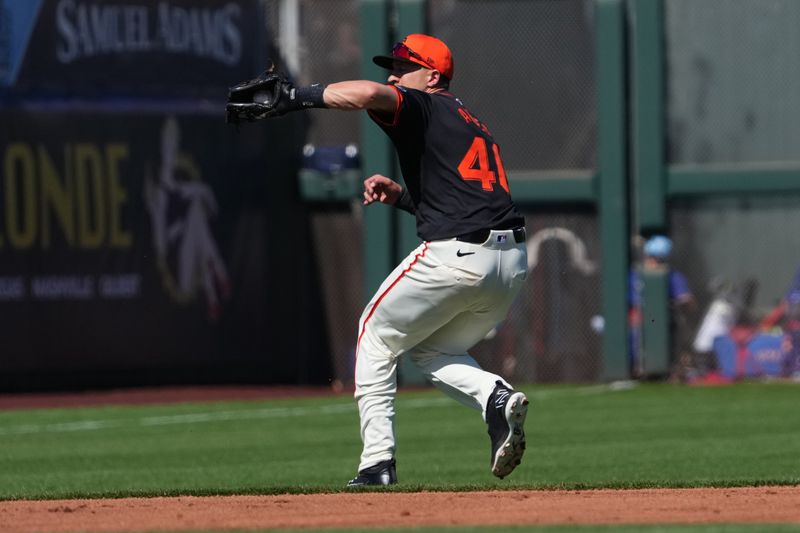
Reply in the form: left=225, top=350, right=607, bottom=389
left=0, top=110, right=327, bottom=389
left=0, top=0, right=267, bottom=97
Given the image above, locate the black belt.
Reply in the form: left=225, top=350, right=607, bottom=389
left=455, top=226, right=526, bottom=244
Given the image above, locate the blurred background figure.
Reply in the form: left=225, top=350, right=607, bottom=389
left=759, top=264, right=800, bottom=379
left=628, top=235, right=696, bottom=379
left=692, top=276, right=759, bottom=381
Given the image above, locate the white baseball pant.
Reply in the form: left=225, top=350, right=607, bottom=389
left=355, top=228, right=528, bottom=471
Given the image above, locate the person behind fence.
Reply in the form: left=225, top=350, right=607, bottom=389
left=759, top=264, right=800, bottom=378
left=628, top=235, right=696, bottom=378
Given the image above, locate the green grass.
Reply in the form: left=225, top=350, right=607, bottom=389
left=0, top=382, right=797, bottom=500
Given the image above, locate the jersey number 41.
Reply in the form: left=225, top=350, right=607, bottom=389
left=457, top=136, right=510, bottom=194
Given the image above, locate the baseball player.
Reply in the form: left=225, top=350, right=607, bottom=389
left=226, top=34, right=530, bottom=485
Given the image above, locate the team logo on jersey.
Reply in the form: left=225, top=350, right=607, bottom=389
left=144, top=116, right=231, bottom=321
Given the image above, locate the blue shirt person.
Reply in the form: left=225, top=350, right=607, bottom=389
left=628, top=235, right=695, bottom=377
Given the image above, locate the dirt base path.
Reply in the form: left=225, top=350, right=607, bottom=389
left=1, top=486, right=798, bottom=532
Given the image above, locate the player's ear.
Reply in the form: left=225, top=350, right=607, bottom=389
left=426, top=69, right=442, bottom=88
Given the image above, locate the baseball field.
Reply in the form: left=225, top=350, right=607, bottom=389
left=0, top=381, right=798, bottom=532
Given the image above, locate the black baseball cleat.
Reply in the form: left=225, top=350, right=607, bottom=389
left=346, top=458, right=397, bottom=487
left=486, top=380, right=529, bottom=479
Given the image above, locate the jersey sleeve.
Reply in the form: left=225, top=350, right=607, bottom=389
left=367, top=85, right=404, bottom=127
left=393, top=187, right=416, bottom=214
left=368, top=85, right=430, bottom=133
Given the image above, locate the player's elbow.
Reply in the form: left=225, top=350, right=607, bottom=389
left=367, top=84, right=399, bottom=113
left=347, top=83, right=392, bottom=111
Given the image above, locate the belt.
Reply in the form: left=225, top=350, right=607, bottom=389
left=455, top=226, right=526, bottom=244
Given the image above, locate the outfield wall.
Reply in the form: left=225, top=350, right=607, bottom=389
left=2, top=0, right=800, bottom=391
left=0, top=0, right=332, bottom=391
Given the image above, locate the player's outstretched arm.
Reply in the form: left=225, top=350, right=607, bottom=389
left=225, top=71, right=398, bottom=123
left=324, top=81, right=398, bottom=113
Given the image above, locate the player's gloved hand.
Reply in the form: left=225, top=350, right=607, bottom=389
left=225, top=65, right=326, bottom=124
left=225, top=68, right=289, bottom=123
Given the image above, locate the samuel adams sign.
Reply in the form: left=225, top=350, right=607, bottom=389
left=4, top=0, right=265, bottom=97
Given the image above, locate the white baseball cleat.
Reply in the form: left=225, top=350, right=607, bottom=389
left=486, top=381, right=529, bottom=479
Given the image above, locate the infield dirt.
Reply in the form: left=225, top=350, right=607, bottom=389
left=1, top=486, right=799, bottom=532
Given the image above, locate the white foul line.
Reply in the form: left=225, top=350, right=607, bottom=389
left=0, top=384, right=630, bottom=436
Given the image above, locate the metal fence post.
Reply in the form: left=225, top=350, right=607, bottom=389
left=631, top=0, right=670, bottom=374
left=596, top=0, right=630, bottom=380
left=360, top=0, right=394, bottom=299
left=395, top=0, right=427, bottom=386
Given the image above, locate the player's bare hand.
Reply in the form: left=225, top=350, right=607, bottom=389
left=363, top=174, right=402, bottom=206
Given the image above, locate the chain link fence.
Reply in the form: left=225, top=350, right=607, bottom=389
left=664, top=0, right=800, bottom=378
left=429, top=0, right=596, bottom=170
left=666, top=0, right=800, bottom=165
left=261, top=0, right=800, bottom=385
left=271, top=0, right=800, bottom=386
left=270, top=0, right=602, bottom=386
left=265, top=0, right=362, bottom=146
left=470, top=209, right=602, bottom=383
left=264, top=0, right=364, bottom=390
left=430, top=0, right=601, bottom=383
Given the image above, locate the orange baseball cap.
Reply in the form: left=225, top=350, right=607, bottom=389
left=373, top=34, right=454, bottom=81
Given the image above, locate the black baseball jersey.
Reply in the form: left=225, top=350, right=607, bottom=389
left=369, top=85, right=525, bottom=242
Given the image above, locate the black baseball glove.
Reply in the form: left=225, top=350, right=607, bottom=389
left=225, top=65, right=294, bottom=124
